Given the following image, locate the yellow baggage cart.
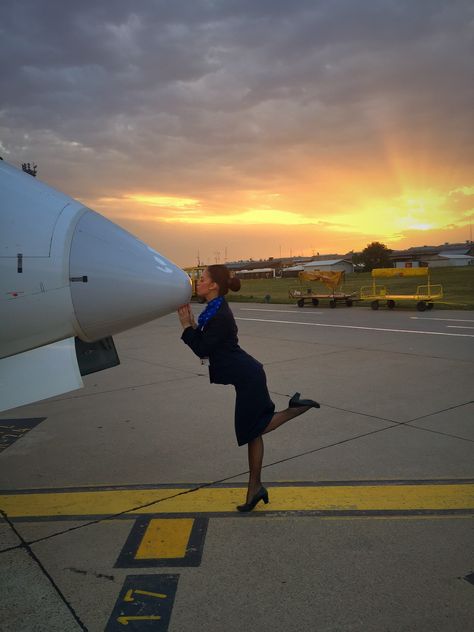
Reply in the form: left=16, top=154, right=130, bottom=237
left=359, top=267, right=443, bottom=311
left=289, top=270, right=357, bottom=308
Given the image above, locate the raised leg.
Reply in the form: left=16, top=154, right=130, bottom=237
left=262, top=405, right=311, bottom=434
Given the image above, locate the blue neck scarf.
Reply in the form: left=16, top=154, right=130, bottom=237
left=198, top=296, right=224, bottom=330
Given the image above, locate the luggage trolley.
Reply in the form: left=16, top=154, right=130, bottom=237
left=289, top=270, right=357, bottom=308
left=359, top=267, right=443, bottom=311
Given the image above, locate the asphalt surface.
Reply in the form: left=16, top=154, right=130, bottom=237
left=1, top=303, right=473, bottom=631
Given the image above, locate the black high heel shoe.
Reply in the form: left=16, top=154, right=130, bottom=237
left=236, top=486, right=269, bottom=512
left=289, top=392, right=320, bottom=408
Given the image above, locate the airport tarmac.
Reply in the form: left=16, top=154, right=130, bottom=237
left=1, top=303, right=473, bottom=631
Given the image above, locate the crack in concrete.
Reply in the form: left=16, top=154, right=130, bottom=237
left=65, top=567, right=115, bottom=582
left=0, top=509, right=88, bottom=631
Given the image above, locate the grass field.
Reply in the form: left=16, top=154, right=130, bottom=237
left=226, top=266, right=474, bottom=310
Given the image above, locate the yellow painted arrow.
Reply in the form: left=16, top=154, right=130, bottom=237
left=117, top=615, right=161, bottom=625
left=124, top=589, right=167, bottom=602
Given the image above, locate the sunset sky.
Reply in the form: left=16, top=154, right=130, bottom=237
left=1, top=0, right=473, bottom=267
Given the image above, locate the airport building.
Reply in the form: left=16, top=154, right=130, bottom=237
left=221, top=242, right=474, bottom=275
left=391, top=243, right=474, bottom=268
left=235, top=267, right=276, bottom=279
left=281, top=259, right=354, bottom=277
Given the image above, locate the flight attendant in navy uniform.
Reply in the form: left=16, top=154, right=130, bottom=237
left=178, top=265, right=319, bottom=512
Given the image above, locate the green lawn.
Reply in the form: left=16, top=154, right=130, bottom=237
left=227, top=267, right=474, bottom=310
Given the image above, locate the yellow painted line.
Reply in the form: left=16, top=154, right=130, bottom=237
left=1, top=484, right=473, bottom=517
left=135, top=518, right=194, bottom=559
left=0, top=488, right=175, bottom=518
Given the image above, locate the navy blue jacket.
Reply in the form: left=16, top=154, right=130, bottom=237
left=181, top=300, right=261, bottom=385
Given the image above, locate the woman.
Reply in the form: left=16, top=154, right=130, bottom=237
left=178, top=265, right=319, bottom=512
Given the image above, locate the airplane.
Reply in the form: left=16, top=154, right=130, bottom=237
left=0, top=160, right=192, bottom=412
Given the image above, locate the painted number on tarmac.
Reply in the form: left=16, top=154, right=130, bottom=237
left=105, top=574, right=179, bottom=630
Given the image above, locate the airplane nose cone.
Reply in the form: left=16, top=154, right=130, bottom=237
left=69, top=210, right=191, bottom=341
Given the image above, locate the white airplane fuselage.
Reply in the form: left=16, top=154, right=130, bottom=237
left=0, top=161, right=192, bottom=411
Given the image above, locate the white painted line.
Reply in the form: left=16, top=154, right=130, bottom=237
left=410, top=317, right=474, bottom=323
left=236, top=317, right=474, bottom=338
left=240, top=308, right=324, bottom=315
left=446, top=325, right=474, bottom=330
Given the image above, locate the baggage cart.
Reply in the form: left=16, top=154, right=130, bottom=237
left=359, top=267, right=443, bottom=311
left=289, top=270, right=357, bottom=308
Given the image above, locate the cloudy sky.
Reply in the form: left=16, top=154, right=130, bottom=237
left=1, top=0, right=473, bottom=266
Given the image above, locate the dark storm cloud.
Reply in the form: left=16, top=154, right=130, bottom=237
left=1, top=0, right=473, bottom=198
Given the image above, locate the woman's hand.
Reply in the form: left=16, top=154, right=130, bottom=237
left=178, top=304, right=196, bottom=329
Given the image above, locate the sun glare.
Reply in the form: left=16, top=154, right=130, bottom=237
left=316, top=189, right=460, bottom=239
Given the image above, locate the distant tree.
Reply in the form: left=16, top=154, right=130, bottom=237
left=22, top=162, right=38, bottom=177
left=354, top=241, right=393, bottom=272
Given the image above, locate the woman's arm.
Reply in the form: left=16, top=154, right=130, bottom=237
left=181, top=313, right=229, bottom=358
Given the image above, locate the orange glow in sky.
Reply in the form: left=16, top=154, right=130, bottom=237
left=91, top=177, right=473, bottom=267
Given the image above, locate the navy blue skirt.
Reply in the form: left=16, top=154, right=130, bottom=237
left=233, top=361, right=275, bottom=446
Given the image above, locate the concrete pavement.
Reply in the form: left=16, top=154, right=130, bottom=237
left=1, top=303, right=473, bottom=631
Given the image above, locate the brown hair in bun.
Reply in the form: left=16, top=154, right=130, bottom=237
left=207, top=264, right=241, bottom=296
